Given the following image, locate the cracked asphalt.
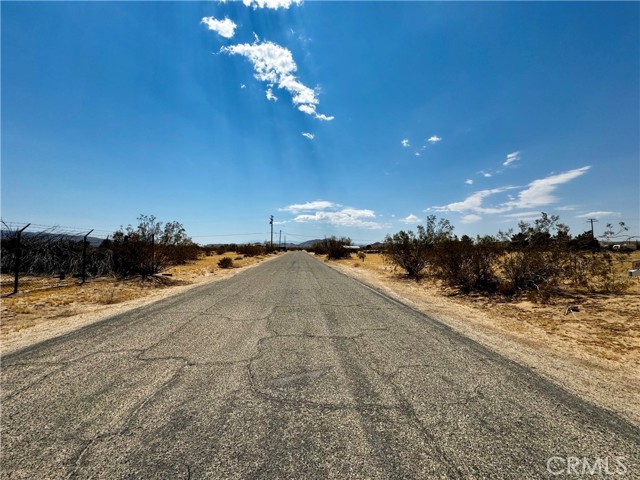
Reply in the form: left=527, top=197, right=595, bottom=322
left=2, top=251, right=638, bottom=479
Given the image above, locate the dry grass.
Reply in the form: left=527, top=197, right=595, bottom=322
left=0, top=252, right=270, bottom=336
left=332, top=251, right=640, bottom=363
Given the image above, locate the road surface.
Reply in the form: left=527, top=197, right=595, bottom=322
left=2, top=252, right=638, bottom=478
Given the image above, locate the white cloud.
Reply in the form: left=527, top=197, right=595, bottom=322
left=575, top=211, right=620, bottom=219
left=315, top=113, right=335, bottom=121
left=461, top=214, right=482, bottom=224
left=503, top=151, right=520, bottom=167
left=243, top=0, right=301, bottom=9
left=201, top=17, right=237, bottom=39
left=240, top=84, right=247, bottom=89
left=483, top=172, right=492, bottom=178
left=221, top=40, right=333, bottom=121
left=501, top=211, right=544, bottom=219
left=465, top=179, right=473, bottom=185
left=294, top=209, right=381, bottom=229
left=301, top=132, right=314, bottom=140
left=280, top=201, right=382, bottom=228
left=508, top=166, right=590, bottom=209
left=402, top=214, right=422, bottom=224
left=556, top=205, right=579, bottom=211
left=434, top=187, right=516, bottom=215
left=415, top=152, right=421, bottom=157
left=427, top=135, right=442, bottom=144
left=266, top=87, right=277, bottom=101
left=401, top=139, right=410, bottom=148
left=435, top=166, right=591, bottom=217
left=279, top=200, right=337, bottom=213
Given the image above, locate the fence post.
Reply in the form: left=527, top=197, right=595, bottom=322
left=151, top=233, right=156, bottom=275
left=12, top=224, right=30, bottom=295
left=81, top=229, right=94, bottom=284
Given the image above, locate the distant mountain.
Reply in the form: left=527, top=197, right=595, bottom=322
left=295, top=239, right=325, bottom=249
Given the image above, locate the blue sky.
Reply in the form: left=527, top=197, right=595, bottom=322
left=2, top=1, right=638, bottom=245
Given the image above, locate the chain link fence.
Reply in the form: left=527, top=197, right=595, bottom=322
left=1, top=223, right=112, bottom=296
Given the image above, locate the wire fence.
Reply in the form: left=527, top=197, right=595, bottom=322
left=1, top=223, right=111, bottom=296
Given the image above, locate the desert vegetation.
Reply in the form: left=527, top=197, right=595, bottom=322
left=382, top=213, right=633, bottom=301
left=1, top=215, right=279, bottom=296
left=312, top=236, right=352, bottom=260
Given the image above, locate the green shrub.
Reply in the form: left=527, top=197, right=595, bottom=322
left=218, top=257, right=234, bottom=269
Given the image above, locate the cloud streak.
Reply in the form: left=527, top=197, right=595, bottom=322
left=508, top=166, right=590, bottom=209
left=434, top=166, right=591, bottom=216
left=503, top=151, right=520, bottom=166
left=575, top=211, right=620, bottom=219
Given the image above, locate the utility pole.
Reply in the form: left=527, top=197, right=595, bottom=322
left=269, top=215, right=274, bottom=249
left=279, top=230, right=282, bottom=249
left=81, top=229, right=94, bottom=284
left=587, top=218, right=598, bottom=237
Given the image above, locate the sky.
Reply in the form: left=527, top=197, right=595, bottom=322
left=2, top=1, right=639, bottom=245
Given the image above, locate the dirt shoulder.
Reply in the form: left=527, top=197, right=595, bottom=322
left=1, top=253, right=279, bottom=357
left=326, top=253, right=640, bottom=427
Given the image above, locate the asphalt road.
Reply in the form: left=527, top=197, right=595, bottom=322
left=2, top=252, right=638, bottom=479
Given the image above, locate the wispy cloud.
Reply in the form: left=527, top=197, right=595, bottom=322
left=434, top=166, right=591, bottom=217
left=482, top=172, right=492, bottom=178
left=508, top=166, right=590, bottom=209
left=465, top=179, right=473, bottom=185
left=461, top=214, right=482, bottom=224
left=243, top=0, right=301, bottom=9
left=575, top=211, right=620, bottom=219
left=201, top=17, right=237, bottom=39
left=301, top=132, right=314, bottom=140
left=434, top=187, right=516, bottom=215
left=401, top=214, right=422, bottom=224
left=401, top=139, right=410, bottom=148
left=279, top=200, right=337, bottom=213
left=503, top=151, right=520, bottom=167
left=501, top=211, right=544, bottom=219
left=221, top=40, right=333, bottom=121
left=427, top=135, right=442, bottom=144
left=240, top=83, right=247, bottom=89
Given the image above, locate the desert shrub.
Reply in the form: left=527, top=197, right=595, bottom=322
left=498, top=250, right=564, bottom=298
left=107, top=215, right=198, bottom=278
left=357, top=251, right=366, bottom=262
left=383, top=216, right=454, bottom=279
left=237, top=244, right=266, bottom=257
left=312, top=237, right=352, bottom=260
left=434, top=236, right=501, bottom=293
left=312, top=242, right=328, bottom=256
left=217, top=257, right=234, bottom=269
left=584, top=252, right=630, bottom=293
